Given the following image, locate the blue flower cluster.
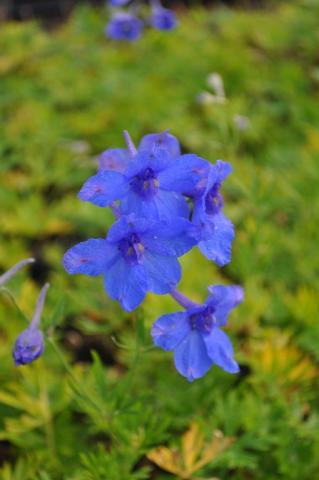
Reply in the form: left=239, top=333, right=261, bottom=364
left=106, top=0, right=177, bottom=41
left=63, top=130, right=243, bottom=381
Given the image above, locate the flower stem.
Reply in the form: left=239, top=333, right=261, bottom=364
left=123, top=130, right=137, bottom=157
left=170, top=288, right=199, bottom=310
left=31, top=283, right=50, bottom=329
left=0, top=258, right=35, bottom=287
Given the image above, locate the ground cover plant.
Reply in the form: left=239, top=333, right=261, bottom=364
left=0, top=0, right=319, bottom=478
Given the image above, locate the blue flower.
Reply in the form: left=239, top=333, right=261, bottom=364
left=151, top=285, right=243, bottom=381
left=79, top=150, right=206, bottom=220
left=63, top=215, right=198, bottom=311
left=108, top=0, right=130, bottom=6
left=192, top=160, right=234, bottom=266
left=150, top=7, right=177, bottom=31
left=139, top=131, right=181, bottom=158
left=13, top=283, right=49, bottom=366
left=106, top=13, right=143, bottom=41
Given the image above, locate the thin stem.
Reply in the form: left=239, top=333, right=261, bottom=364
left=123, top=130, right=137, bottom=157
left=0, top=258, right=35, bottom=287
left=31, top=283, right=50, bottom=329
left=170, top=288, right=199, bottom=310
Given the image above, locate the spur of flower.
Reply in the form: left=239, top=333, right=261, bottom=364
left=63, top=215, right=198, bottom=311
left=13, top=283, right=49, bottom=366
left=151, top=285, right=243, bottom=381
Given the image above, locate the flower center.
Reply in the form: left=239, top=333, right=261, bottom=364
left=189, top=306, right=215, bottom=333
left=131, top=167, right=159, bottom=199
left=119, top=232, right=145, bottom=264
left=205, top=182, right=223, bottom=215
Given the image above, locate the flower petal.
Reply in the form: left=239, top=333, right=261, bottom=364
left=158, top=154, right=209, bottom=194
left=151, top=312, right=190, bottom=351
left=63, top=239, right=117, bottom=276
left=142, top=217, right=198, bottom=257
left=103, top=257, right=147, bottom=311
left=143, top=252, right=181, bottom=294
left=206, top=285, right=244, bottom=326
left=174, top=330, right=212, bottom=382
left=78, top=171, right=128, bottom=207
left=98, top=148, right=130, bottom=173
left=198, top=213, right=234, bottom=266
left=204, top=328, right=239, bottom=374
left=139, top=131, right=180, bottom=158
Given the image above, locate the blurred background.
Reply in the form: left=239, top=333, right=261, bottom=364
left=0, top=0, right=319, bottom=478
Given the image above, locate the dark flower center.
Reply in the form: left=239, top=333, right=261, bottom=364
left=118, top=232, right=145, bottom=264
left=131, top=167, right=159, bottom=199
left=189, top=306, right=215, bottom=333
left=205, top=182, right=223, bottom=215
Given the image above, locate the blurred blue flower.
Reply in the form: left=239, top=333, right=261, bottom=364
left=79, top=149, right=205, bottom=220
left=13, top=283, right=49, bottom=366
left=192, top=160, right=234, bottom=266
left=63, top=215, right=198, bottom=311
left=108, top=0, right=130, bottom=6
left=106, top=13, right=143, bottom=41
left=139, top=131, right=181, bottom=158
left=150, top=6, right=177, bottom=31
left=151, top=285, right=243, bottom=381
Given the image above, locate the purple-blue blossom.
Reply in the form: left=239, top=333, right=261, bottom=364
left=151, top=285, right=243, bottom=381
left=150, top=6, right=177, bottom=31
left=13, top=283, right=49, bottom=366
left=0, top=258, right=35, bottom=287
left=108, top=0, right=130, bottom=6
left=106, top=13, right=143, bottom=41
left=63, top=215, right=198, bottom=311
left=79, top=147, right=207, bottom=220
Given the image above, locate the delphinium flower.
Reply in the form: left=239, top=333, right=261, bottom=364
left=0, top=258, right=35, bottom=287
left=149, top=0, right=177, bottom=31
left=63, top=129, right=243, bottom=381
left=13, top=283, right=49, bottom=366
left=105, top=0, right=177, bottom=41
left=63, top=215, right=198, bottom=311
left=106, top=11, right=143, bottom=41
left=78, top=131, right=207, bottom=220
left=151, top=285, right=243, bottom=381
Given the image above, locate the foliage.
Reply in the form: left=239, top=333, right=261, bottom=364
left=0, top=0, right=319, bottom=477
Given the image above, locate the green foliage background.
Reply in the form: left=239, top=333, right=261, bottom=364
left=0, top=0, right=319, bottom=478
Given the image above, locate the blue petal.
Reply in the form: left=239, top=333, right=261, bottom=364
left=153, top=190, right=189, bottom=219
left=139, top=131, right=180, bottom=158
left=121, top=189, right=189, bottom=220
left=143, top=252, right=181, bottom=294
left=125, top=150, right=171, bottom=178
left=158, top=154, right=210, bottom=194
left=63, top=239, right=118, bottom=276
left=204, top=328, right=239, bottom=374
left=106, top=215, right=152, bottom=243
left=151, top=312, right=190, bottom=351
left=98, top=148, right=130, bottom=173
left=104, top=258, right=147, bottom=311
left=206, top=285, right=244, bottom=326
left=142, top=218, right=198, bottom=257
left=78, top=171, right=128, bottom=207
left=174, top=330, right=213, bottom=382
left=198, top=213, right=234, bottom=266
